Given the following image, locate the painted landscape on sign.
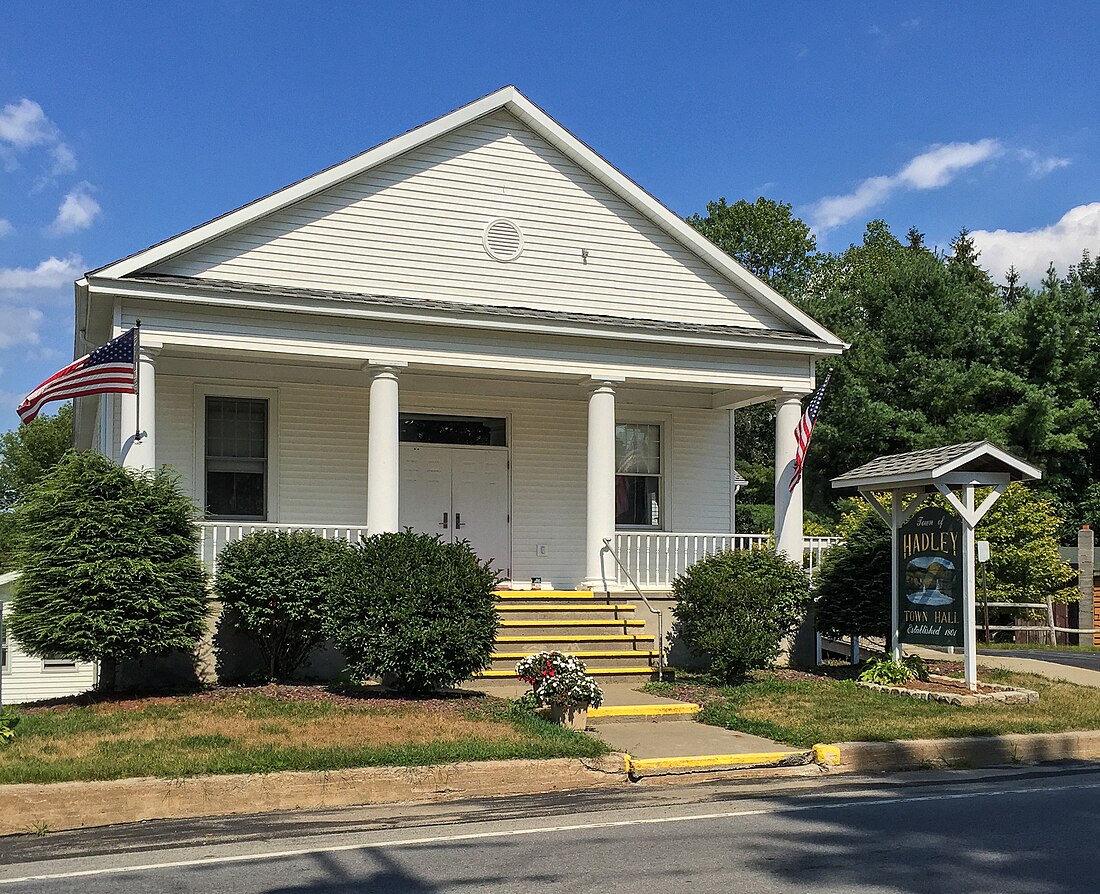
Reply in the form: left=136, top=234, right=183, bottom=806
left=905, top=555, right=956, bottom=606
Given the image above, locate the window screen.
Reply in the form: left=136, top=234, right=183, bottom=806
left=615, top=423, right=661, bottom=528
left=205, top=397, right=267, bottom=519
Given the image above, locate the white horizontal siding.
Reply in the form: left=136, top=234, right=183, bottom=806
left=1, top=592, right=96, bottom=705
left=151, top=110, right=784, bottom=330
left=153, top=371, right=733, bottom=588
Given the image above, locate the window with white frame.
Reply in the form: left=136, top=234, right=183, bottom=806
left=205, top=397, right=268, bottom=520
left=615, top=422, right=662, bottom=528
left=43, top=655, right=76, bottom=670
left=1, top=627, right=8, bottom=673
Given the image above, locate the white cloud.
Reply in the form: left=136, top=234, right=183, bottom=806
left=971, top=203, right=1100, bottom=284
left=45, top=182, right=100, bottom=235
left=1016, top=149, right=1071, bottom=178
left=809, top=139, right=1005, bottom=232
left=0, top=307, right=43, bottom=348
left=0, top=219, right=12, bottom=238
left=50, top=142, right=77, bottom=175
left=0, top=254, right=84, bottom=291
left=0, top=98, right=58, bottom=149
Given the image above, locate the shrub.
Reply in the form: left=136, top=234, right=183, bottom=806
left=814, top=507, right=891, bottom=640
left=672, top=549, right=811, bottom=683
left=516, top=651, right=604, bottom=709
left=324, top=530, right=501, bottom=694
left=8, top=451, right=208, bottom=690
left=215, top=530, right=352, bottom=680
left=858, top=655, right=929, bottom=686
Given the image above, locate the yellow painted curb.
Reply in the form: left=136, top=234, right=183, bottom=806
left=625, top=750, right=809, bottom=773
left=588, top=703, right=700, bottom=719
left=813, top=744, right=842, bottom=766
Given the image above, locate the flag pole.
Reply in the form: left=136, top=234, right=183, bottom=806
left=134, top=320, right=142, bottom=444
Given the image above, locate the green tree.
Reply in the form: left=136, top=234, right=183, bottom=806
left=0, top=405, right=73, bottom=571
left=8, top=451, right=208, bottom=690
left=686, top=196, right=821, bottom=299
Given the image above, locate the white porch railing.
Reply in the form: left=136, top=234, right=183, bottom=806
left=613, top=532, right=840, bottom=590
left=198, top=522, right=369, bottom=573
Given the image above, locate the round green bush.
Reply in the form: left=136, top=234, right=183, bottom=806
left=324, top=530, right=501, bottom=693
left=214, top=530, right=352, bottom=680
left=672, top=549, right=811, bottom=683
left=8, top=451, right=208, bottom=690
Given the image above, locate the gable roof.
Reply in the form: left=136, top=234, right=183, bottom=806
left=90, top=86, right=843, bottom=347
left=831, top=440, right=1042, bottom=490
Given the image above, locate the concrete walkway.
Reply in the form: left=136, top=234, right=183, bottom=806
left=589, top=718, right=795, bottom=760
left=915, top=646, right=1100, bottom=688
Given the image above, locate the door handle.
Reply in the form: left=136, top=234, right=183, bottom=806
left=455, top=512, right=464, bottom=530
left=440, top=512, right=448, bottom=529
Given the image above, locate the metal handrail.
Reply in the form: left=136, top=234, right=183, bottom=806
left=602, top=538, right=665, bottom=681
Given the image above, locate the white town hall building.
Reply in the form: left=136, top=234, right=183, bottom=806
left=71, top=86, right=844, bottom=597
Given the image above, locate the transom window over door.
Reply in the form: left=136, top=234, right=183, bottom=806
left=205, top=397, right=268, bottom=519
left=616, top=422, right=661, bottom=528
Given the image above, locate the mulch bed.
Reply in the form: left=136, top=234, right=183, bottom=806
left=18, top=682, right=500, bottom=715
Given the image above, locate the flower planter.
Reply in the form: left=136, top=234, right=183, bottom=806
left=549, top=704, right=589, bottom=731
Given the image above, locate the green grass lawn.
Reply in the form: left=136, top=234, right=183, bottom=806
left=0, top=688, right=609, bottom=785
left=645, top=667, right=1100, bottom=748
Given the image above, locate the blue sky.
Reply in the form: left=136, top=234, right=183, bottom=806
left=1, top=3, right=1098, bottom=428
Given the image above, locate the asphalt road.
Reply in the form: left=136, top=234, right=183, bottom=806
left=977, top=648, right=1100, bottom=671
left=2, top=765, right=1099, bottom=893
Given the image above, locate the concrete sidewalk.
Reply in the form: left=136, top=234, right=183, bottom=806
left=589, top=717, right=795, bottom=760
left=915, top=646, right=1100, bottom=688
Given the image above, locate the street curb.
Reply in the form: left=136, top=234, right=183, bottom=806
left=0, top=755, right=628, bottom=837
left=624, top=745, right=836, bottom=779
left=833, top=730, right=1100, bottom=773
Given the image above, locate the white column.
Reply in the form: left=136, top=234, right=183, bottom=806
left=773, top=395, right=804, bottom=560
left=120, top=347, right=158, bottom=470
left=962, top=486, right=977, bottom=690
left=583, top=382, right=617, bottom=590
left=366, top=366, right=400, bottom=534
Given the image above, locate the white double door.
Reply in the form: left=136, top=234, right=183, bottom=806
left=399, top=444, right=510, bottom=576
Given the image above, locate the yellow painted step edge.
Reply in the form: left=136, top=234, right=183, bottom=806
left=497, top=604, right=636, bottom=612
left=491, top=650, right=657, bottom=660
left=500, top=619, right=647, bottom=627
left=588, top=703, right=700, bottom=719
left=496, top=635, right=655, bottom=643
left=495, top=591, right=596, bottom=599
left=474, top=667, right=655, bottom=678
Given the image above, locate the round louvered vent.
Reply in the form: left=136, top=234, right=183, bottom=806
left=483, top=218, right=524, bottom=261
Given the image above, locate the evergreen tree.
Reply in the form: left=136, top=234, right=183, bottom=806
left=9, top=451, right=208, bottom=690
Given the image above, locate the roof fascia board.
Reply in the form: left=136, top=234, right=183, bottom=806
left=934, top=444, right=1042, bottom=481
left=87, top=86, right=844, bottom=348
left=88, top=277, right=843, bottom=357
left=90, top=87, right=521, bottom=279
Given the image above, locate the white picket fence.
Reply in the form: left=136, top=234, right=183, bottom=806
left=198, top=523, right=840, bottom=587
left=613, top=532, right=839, bottom=590
left=198, top=522, right=369, bottom=572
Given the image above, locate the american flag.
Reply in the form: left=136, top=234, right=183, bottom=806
left=17, top=328, right=138, bottom=424
left=789, top=370, right=832, bottom=493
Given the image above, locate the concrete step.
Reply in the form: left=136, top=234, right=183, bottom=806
left=473, top=666, right=657, bottom=681
left=492, top=602, right=638, bottom=615
left=494, top=590, right=598, bottom=600
left=490, top=650, right=657, bottom=671
left=495, top=634, right=655, bottom=649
